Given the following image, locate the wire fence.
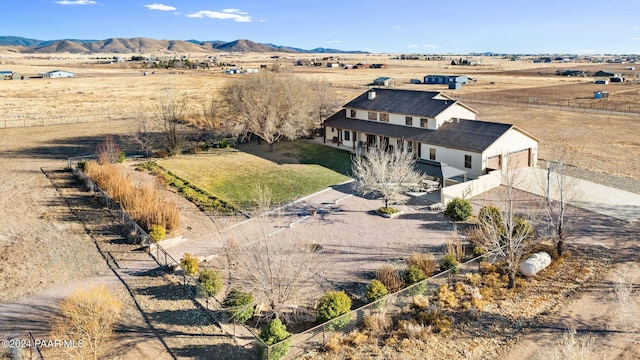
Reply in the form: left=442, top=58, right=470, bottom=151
left=271, top=251, right=501, bottom=359
left=444, top=91, right=640, bottom=116
left=67, top=156, right=267, bottom=354
left=1, top=113, right=134, bottom=129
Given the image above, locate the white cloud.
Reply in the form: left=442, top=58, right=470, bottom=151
left=260, top=19, right=268, bottom=22
left=633, top=37, right=640, bottom=41
left=325, top=40, right=345, bottom=44
left=394, top=26, right=401, bottom=30
left=145, top=3, right=176, bottom=11
left=55, top=0, right=96, bottom=5
left=187, top=8, right=251, bottom=22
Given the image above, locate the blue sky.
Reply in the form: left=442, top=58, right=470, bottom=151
left=4, top=0, right=640, bottom=54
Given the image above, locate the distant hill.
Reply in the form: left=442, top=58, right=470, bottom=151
left=0, top=36, right=367, bottom=54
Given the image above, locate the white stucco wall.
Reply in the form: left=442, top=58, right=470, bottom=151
left=419, top=143, right=483, bottom=178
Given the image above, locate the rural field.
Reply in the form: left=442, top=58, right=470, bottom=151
left=1, top=50, right=639, bottom=359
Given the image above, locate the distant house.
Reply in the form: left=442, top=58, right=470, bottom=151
left=610, top=77, right=625, bottom=82
left=322, top=89, right=538, bottom=180
left=370, top=64, right=387, bottom=69
left=594, top=79, right=609, bottom=85
left=0, top=70, right=13, bottom=80
left=533, top=57, right=552, bottom=63
left=558, top=70, right=586, bottom=76
left=423, top=75, right=469, bottom=85
left=595, top=70, right=621, bottom=77
left=373, top=77, right=395, bottom=87
left=326, top=62, right=340, bottom=68
left=41, top=70, right=74, bottom=78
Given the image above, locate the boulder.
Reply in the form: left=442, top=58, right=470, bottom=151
left=519, top=251, right=552, bottom=277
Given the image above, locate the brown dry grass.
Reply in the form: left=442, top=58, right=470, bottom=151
left=84, top=160, right=180, bottom=232
left=1, top=54, right=639, bottom=180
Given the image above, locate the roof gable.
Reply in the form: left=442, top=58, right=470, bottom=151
left=344, top=88, right=458, bottom=118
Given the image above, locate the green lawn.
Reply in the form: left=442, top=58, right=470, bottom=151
left=157, top=140, right=351, bottom=211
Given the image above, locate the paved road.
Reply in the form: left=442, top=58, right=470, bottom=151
left=516, top=167, right=640, bottom=223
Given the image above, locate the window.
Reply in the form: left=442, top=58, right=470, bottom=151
left=380, top=113, right=389, bottom=122
left=331, top=127, right=335, bottom=133
left=405, top=116, right=413, bottom=126
left=465, top=155, right=472, bottom=169
left=368, top=112, right=378, bottom=120
left=350, top=109, right=356, bottom=118
left=344, top=131, right=350, bottom=141
left=420, top=118, right=429, bottom=128
left=429, top=148, right=436, bottom=160
left=407, top=141, right=413, bottom=153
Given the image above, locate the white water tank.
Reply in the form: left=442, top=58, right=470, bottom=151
left=519, top=252, right=552, bottom=277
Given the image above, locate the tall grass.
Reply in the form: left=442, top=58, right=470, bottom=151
left=84, top=160, right=180, bottom=233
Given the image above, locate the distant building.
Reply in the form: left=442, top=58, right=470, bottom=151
left=594, top=70, right=621, bottom=77
left=423, top=75, right=469, bottom=85
left=373, top=77, right=395, bottom=87
left=0, top=70, right=13, bottom=80
left=41, top=70, right=74, bottom=78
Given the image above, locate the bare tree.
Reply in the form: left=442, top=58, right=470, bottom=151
left=155, top=88, right=187, bottom=155
left=202, top=97, right=230, bottom=140
left=351, top=144, right=422, bottom=209
left=223, top=187, right=325, bottom=320
left=96, top=135, right=122, bottom=164
left=539, top=144, right=582, bottom=256
left=220, top=72, right=315, bottom=151
left=131, top=113, right=155, bottom=157
left=51, top=285, right=123, bottom=360
left=478, top=161, right=535, bottom=289
left=309, top=78, right=342, bottom=128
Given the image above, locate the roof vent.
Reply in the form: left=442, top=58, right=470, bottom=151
left=368, top=89, right=376, bottom=100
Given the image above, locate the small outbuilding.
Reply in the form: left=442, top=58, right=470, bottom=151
left=0, top=70, right=13, bottom=80
left=373, top=77, right=395, bottom=87
left=41, top=70, right=74, bottom=78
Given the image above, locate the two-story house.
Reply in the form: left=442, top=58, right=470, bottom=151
left=322, top=88, right=538, bottom=183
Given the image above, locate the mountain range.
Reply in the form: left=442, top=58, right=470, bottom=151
left=0, top=36, right=367, bottom=54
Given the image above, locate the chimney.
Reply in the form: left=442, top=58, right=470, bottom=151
left=368, top=89, right=376, bottom=100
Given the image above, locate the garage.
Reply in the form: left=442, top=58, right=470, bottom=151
left=506, top=148, right=532, bottom=169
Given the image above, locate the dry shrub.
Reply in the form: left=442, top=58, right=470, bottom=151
left=445, top=235, right=465, bottom=262
left=466, top=225, right=489, bottom=248
left=407, top=253, right=437, bottom=278
left=83, top=160, right=180, bottom=233
left=412, top=294, right=430, bottom=310
left=454, top=282, right=466, bottom=297
left=465, top=273, right=483, bottom=287
left=344, top=330, right=369, bottom=347
left=397, top=319, right=426, bottom=339
left=384, top=334, right=398, bottom=348
left=325, top=334, right=342, bottom=353
left=376, top=265, right=404, bottom=293
left=51, top=285, right=122, bottom=360
left=415, top=306, right=452, bottom=334
left=96, top=135, right=122, bottom=165
left=479, top=261, right=497, bottom=275
left=436, top=284, right=458, bottom=309
left=363, top=311, right=392, bottom=335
